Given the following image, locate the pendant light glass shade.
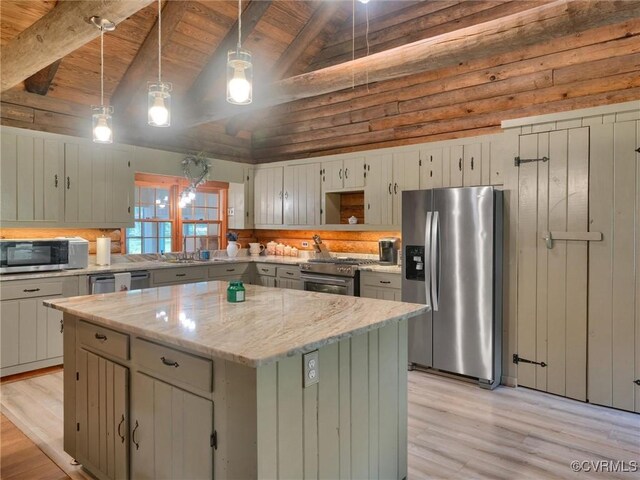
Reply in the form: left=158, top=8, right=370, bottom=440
left=92, top=105, right=113, bottom=144
left=227, top=48, right=252, bottom=105
left=147, top=82, right=172, bottom=127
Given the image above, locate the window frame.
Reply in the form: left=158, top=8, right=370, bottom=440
left=124, top=173, right=228, bottom=254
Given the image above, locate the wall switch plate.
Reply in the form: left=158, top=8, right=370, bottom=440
left=303, top=350, right=319, bottom=388
left=301, top=241, right=309, bottom=248
left=227, top=207, right=235, bottom=216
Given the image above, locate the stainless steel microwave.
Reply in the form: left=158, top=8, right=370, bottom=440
left=0, top=238, right=89, bottom=274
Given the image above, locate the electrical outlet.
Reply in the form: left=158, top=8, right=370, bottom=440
left=301, top=241, right=309, bottom=248
left=303, top=350, right=319, bottom=387
left=227, top=207, right=235, bottom=216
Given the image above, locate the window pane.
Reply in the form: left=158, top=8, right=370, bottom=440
left=140, top=187, right=155, bottom=204
left=195, top=192, right=206, bottom=206
left=195, top=224, right=208, bottom=236
left=182, top=205, right=194, bottom=220
left=134, top=186, right=140, bottom=203
left=206, top=208, right=218, bottom=221
left=194, top=208, right=206, bottom=220
left=208, top=193, right=218, bottom=208
left=155, top=204, right=169, bottom=219
left=183, top=224, right=194, bottom=236
left=162, top=238, right=172, bottom=253
left=161, top=222, right=172, bottom=236
left=139, top=205, right=154, bottom=219
left=127, top=238, right=142, bottom=254
left=143, top=238, right=158, bottom=253
left=207, top=224, right=219, bottom=235
left=142, top=222, right=157, bottom=237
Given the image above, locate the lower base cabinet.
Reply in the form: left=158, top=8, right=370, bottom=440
left=130, top=372, right=214, bottom=480
left=359, top=271, right=401, bottom=300
left=75, top=349, right=128, bottom=480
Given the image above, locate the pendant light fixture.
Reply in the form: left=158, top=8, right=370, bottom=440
left=148, top=0, right=172, bottom=127
left=91, top=16, right=115, bottom=144
left=226, top=0, right=252, bottom=105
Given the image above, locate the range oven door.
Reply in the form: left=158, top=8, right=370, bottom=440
left=300, top=273, right=355, bottom=296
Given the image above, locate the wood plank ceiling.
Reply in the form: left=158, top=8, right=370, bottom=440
left=1, top=0, right=639, bottom=164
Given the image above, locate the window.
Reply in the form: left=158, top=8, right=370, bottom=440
left=124, top=174, right=228, bottom=254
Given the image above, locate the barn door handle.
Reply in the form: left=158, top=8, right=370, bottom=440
left=117, top=415, right=125, bottom=443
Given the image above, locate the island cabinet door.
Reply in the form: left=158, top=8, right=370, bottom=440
left=130, top=372, right=214, bottom=480
left=75, top=349, right=129, bottom=480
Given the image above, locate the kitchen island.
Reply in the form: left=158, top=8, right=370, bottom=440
left=45, top=281, right=427, bottom=480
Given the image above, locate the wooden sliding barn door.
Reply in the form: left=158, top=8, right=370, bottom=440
left=516, top=127, right=589, bottom=401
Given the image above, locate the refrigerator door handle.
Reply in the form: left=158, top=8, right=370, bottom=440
left=431, top=211, right=440, bottom=311
left=424, top=211, right=433, bottom=309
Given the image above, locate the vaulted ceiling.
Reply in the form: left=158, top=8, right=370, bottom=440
left=2, top=0, right=640, bottom=163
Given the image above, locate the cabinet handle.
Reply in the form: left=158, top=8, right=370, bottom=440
left=54, top=174, right=58, bottom=188
left=94, top=333, right=107, bottom=341
left=226, top=268, right=235, bottom=272
left=261, top=268, right=269, bottom=272
left=471, top=157, right=475, bottom=170
left=117, top=414, right=125, bottom=443
left=284, top=191, right=288, bottom=199
left=67, top=176, right=71, bottom=189
left=339, top=168, right=343, bottom=180
left=367, top=203, right=370, bottom=210
left=388, top=183, right=392, bottom=194
left=634, top=379, right=640, bottom=386
left=286, top=271, right=294, bottom=276
left=132, top=420, right=140, bottom=450
left=380, top=280, right=391, bottom=284
left=279, top=191, right=283, bottom=199
left=60, top=319, right=64, bottom=334
left=458, top=158, right=462, bottom=172
left=394, top=183, right=398, bottom=194
left=175, top=273, right=186, bottom=277
left=345, top=168, right=349, bottom=179
left=23, top=288, right=40, bottom=293
left=161, top=356, right=180, bottom=368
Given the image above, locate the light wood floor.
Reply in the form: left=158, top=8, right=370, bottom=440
left=1, top=370, right=638, bottom=479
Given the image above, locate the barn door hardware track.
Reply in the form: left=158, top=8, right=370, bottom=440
left=514, top=156, right=549, bottom=167
left=513, top=354, right=546, bottom=367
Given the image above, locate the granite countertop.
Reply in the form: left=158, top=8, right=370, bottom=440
left=1, top=254, right=402, bottom=281
left=45, top=282, right=427, bottom=367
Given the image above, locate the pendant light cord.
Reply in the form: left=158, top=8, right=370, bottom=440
left=157, top=0, right=162, bottom=82
left=237, top=0, right=242, bottom=50
left=100, top=27, right=105, bottom=106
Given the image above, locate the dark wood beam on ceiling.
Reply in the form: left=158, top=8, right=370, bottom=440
left=0, top=0, right=155, bottom=93
left=111, top=1, right=191, bottom=118
left=186, top=0, right=640, bottom=128
left=184, top=0, right=272, bottom=111
left=23, top=60, right=62, bottom=96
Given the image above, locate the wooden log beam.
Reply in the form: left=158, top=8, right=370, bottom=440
left=23, top=60, right=62, bottom=96
left=0, top=0, right=155, bottom=92
left=185, top=0, right=272, bottom=108
left=111, top=1, right=191, bottom=117
left=186, top=0, right=640, bottom=127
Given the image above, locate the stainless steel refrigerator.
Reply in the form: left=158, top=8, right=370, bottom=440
left=402, top=186, right=503, bottom=389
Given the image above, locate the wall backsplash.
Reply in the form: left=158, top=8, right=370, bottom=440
left=234, top=229, right=401, bottom=255
left=0, top=228, right=122, bottom=254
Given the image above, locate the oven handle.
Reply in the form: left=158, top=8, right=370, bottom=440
left=300, top=273, right=353, bottom=285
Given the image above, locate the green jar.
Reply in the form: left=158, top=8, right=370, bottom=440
left=227, top=281, right=246, bottom=303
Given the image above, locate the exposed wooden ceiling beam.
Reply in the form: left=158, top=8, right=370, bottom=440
left=111, top=1, right=191, bottom=118
left=0, top=0, right=155, bottom=93
left=269, top=1, right=343, bottom=80
left=24, top=60, right=62, bottom=96
left=185, top=0, right=640, bottom=127
left=185, top=0, right=272, bottom=108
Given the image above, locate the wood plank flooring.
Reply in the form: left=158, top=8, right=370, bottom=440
left=1, top=370, right=639, bottom=479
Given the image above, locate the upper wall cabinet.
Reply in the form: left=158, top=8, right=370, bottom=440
left=1, top=129, right=134, bottom=228
left=321, top=155, right=366, bottom=192
left=284, top=163, right=321, bottom=226
left=254, top=166, right=284, bottom=226
left=1, top=131, right=64, bottom=223
left=228, top=167, right=254, bottom=230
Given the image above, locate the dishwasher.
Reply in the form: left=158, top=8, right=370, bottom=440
left=88, top=271, right=151, bottom=294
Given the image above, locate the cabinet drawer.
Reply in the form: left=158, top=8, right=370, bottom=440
left=152, top=266, right=206, bottom=285
left=360, top=272, right=401, bottom=289
left=78, top=320, right=129, bottom=360
left=208, top=262, right=249, bottom=279
left=277, top=267, right=301, bottom=280
left=255, top=264, right=276, bottom=277
left=1, top=281, right=63, bottom=301
left=133, top=337, right=213, bottom=392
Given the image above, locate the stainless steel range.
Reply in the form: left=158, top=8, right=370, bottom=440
left=300, top=258, right=378, bottom=296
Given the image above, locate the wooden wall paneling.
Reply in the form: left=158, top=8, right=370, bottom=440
left=612, top=121, right=637, bottom=411
left=0, top=131, right=17, bottom=220
left=636, top=120, right=640, bottom=414
left=535, top=133, right=550, bottom=392
left=378, top=322, right=399, bottom=480
left=63, top=143, right=78, bottom=222
left=303, top=381, right=318, bottom=479
left=339, top=339, right=351, bottom=479
left=15, top=135, right=34, bottom=221
left=283, top=166, right=294, bottom=225
left=318, top=342, right=340, bottom=480
left=588, top=123, right=615, bottom=407
left=91, top=148, right=107, bottom=224
left=75, top=348, right=88, bottom=462
left=368, top=329, right=379, bottom=479
left=256, top=363, right=277, bottom=478
left=516, top=133, right=539, bottom=389
left=43, top=139, right=63, bottom=222
left=18, top=300, right=36, bottom=365
left=397, top=319, right=408, bottom=480
left=277, top=355, right=303, bottom=479
left=546, top=130, right=569, bottom=397
left=564, top=127, right=589, bottom=401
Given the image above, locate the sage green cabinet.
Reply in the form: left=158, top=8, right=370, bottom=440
left=75, top=349, right=129, bottom=480
left=130, top=371, right=214, bottom=480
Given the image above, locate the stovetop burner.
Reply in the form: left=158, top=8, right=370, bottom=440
left=308, top=257, right=378, bottom=265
